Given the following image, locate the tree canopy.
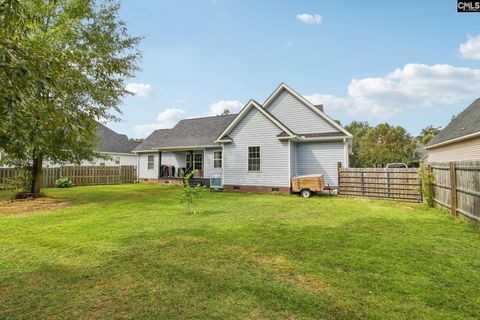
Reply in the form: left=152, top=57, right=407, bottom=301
left=0, top=0, right=141, bottom=194
left=416, top=125, right=441, bottom=145
left=345, top=122, right=417, bottom=167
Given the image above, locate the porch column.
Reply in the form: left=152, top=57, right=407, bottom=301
left=158, top=151, right=162, bottom=179
left=188, top=150, right=194, bottom=173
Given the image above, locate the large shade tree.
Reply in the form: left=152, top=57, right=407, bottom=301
left=344, top=121, right=371, bottom=168
left=0, top=0, right=141, bottom=194
left=359, top=123, right=417, bottom=167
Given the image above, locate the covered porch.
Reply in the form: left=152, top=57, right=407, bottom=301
left=157, top=148, right=211, bottom=187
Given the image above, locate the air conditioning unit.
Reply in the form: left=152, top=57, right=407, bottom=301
left=210, top=173, right=223, bottom=190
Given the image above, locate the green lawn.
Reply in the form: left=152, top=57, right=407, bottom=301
left=0, top=184, right=479, bottom=319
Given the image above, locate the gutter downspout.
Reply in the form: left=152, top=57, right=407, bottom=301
left=136, top=153, right=140, bottom=182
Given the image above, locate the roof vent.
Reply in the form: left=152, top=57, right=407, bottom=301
left=315, top=104, right=324, bottom=112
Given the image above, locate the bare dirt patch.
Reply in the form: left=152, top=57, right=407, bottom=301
left=0, top=197, right=69, bottom=215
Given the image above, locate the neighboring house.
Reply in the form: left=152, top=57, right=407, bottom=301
left=412, top=142, right=428, bottom=167
left=45, top=124, right=139, bottom=167
left=425, top=99, right=480, bottom=162
left=135, top=83, right=353, bottom=192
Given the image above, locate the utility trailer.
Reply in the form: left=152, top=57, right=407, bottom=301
left=291, top=174, right=325, bottom=198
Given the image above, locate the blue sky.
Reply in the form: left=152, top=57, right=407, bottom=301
left=110, top=0, right=480, bottom=138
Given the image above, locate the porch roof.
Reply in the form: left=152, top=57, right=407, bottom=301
left=134, top=114, right=236, bottom=152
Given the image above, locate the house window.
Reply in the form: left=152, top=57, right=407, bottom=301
left=115, top=156, right=120, bottom=165
left=214, top=151, right=222, bottom=168
left=248, top=146, right=260, bottom=171
left=147, top=155, right=154, bottom=170
left=99, top=161, right=106, bottom=167
left=194, top=153, right=203, bottom=170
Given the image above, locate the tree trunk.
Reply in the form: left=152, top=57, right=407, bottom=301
left=30, top=155, right=43, bottom=194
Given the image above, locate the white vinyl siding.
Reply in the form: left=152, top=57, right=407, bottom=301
left=427, top=136, right=480, bottom=162
left=296, top=141, right=346, bottom=186
left=223, top=107, right=290, bottom=187
left=267, top=90, right=339, bottom=134
left=138, top=153, right=158, bottom=179
left=161, top=152, right=185, bottom=168
left=204, top=148, right=222, bottom=178
left=43, top=153, right=137, bottom=167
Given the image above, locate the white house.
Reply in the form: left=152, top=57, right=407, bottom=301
left=134, top=83, right=353, bottom=193
left=44, top=124, right=139, bottom=167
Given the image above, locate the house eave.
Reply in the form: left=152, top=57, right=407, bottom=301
left=425, top=131, right=480, bottom=149
left=101, top=151, right=136, bottom=156
left=292, top=135, right=352, bottom=142
left=157, top=145, right=219, bottom=151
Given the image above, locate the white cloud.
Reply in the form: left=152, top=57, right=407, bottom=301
left=134, top=108, right=186, bottom=137
left=126, top=83, right=153, bottom=97
left=459, top=34, right=480, bottom=60
left=296, top=13, right=322, bottom=25
left=208, top=100, right=243, bottom=115
left=306, top=63, right=480, bottom=118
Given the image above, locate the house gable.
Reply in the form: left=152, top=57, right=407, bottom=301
left=215, top=100, right=294, bottom=143
left=264, top=83, right=352, bottom=136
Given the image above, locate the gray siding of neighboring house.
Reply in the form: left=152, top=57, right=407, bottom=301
left=138, top=152, right=159, bottom=179
left=204, top=148, right=222, bottom=179
left=223, top=107, right=290, bottom=187
left=427, top=136, right=480, bottom=162
left=267, top=90, right=339, bottom=134
left=296, top=141, right=346, bottom=186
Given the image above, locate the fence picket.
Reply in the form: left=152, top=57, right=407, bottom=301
left=338, top=164, right=421, bottom=203
left=0, top=165, right=136, bottom=188
left=431, top=160, right=480, bottom=222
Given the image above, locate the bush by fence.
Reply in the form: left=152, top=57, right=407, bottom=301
left=429, top=160, right=480, bottom=222
left=338, top=164, right=422, bottom=203
left=0, top=166, right=137, bottom=188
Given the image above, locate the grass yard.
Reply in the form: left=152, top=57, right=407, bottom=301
left=0, top=184, right=479, bottom=319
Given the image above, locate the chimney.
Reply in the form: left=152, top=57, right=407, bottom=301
left=315, top=104, right=324, bottom=112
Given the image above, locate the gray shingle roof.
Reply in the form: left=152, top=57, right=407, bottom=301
left=134, top=129, right=171, bottom=151
left=426, top=99, right=480, bottom=147
left=134, top=114, right=237, bottom=151
left=415, top=142, right=428, bottom=160
left=96, top=124, right=139, bottom=153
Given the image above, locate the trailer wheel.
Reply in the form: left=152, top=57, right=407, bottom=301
left=300, top=189, right=312, bottom=198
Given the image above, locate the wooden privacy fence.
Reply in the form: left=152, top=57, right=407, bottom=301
left=338, top=164, right=422, bottom=202
left=429, top=160, right=480, bottom=222
left=0, top=165, right=136, bottom=188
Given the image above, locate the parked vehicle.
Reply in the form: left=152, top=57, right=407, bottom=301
left=291, top=174, right=325, bottom=198
left=386, top=163, right=408, bottom=169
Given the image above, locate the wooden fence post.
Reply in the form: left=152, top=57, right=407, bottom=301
left=387, top=171, right=390, bottom=198
left=450, top=162, right=457, bottom=216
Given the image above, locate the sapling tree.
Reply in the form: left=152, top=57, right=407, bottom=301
left=180, top=170, right=206, bottom=214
